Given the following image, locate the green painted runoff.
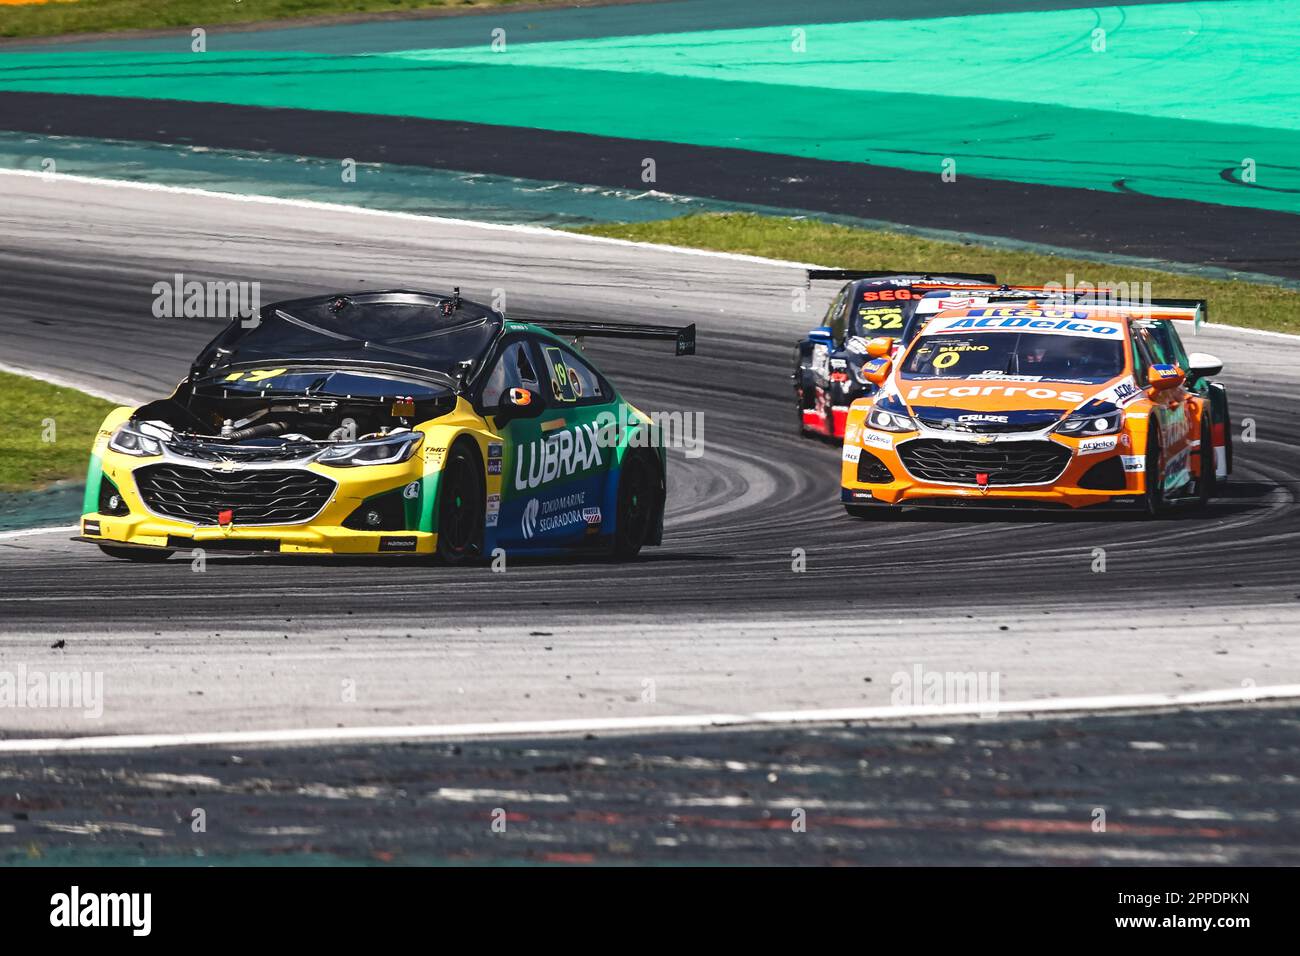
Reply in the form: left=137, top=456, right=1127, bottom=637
left=0, top=0, right=1293, bottom=212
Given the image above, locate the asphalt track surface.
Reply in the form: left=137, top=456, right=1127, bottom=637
left=1, top=175, right=1299, bottom=862
left=6, top=91, right=1298, bottom=279
left=5, top=705, right=1298, bottom=865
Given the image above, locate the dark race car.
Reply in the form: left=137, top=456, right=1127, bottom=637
left=78, top=289, right=695, bottom=562
left=793, top=271, right=997, bottom=439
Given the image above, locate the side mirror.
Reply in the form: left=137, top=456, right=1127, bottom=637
left=1147, top=363, right=1185, bottom=392
left=495, top=386, right=542, bottom=423
left=866, top=336, right=894, bottom=358
left=1187, top=351, right=1223, bottom=379
left=863, top=357, right=892, bottom=386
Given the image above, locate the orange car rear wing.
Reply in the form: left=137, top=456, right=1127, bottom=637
left=931, top=300, right=1206, bottom=328
left=920, top=289, right=1206, bottom=326
left=1056, top=300, right=1206, bottom=327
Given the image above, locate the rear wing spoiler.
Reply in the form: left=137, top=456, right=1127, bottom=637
left=983, top=294, right=1206, bottom=327
left=805, top=270, right=997, bottom=286
left=932, top=299, right=1206, bottom=329
left=534, top=319, right=696, bottom=356
left=1067, top=301, right=1206, bottom=327
left=920, top=287, right=1207, bottom=327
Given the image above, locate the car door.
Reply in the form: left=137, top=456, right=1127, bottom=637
left=494, top=335, right=615, bottom=551
left=1133, top=325, right=1195, bottom=494
left=477, top=335, right=545, bottom=547
left=1152, top=318, right=1228, bottom=479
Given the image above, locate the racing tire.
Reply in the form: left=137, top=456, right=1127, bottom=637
left=793, top=358, right=811, bottom=437
left=97, top=544, right=172, bottom=562
left=437, top=441, right=485, bottom=564
left=1142, top=432, right=1165, bottom=517
left=612, top=450, right=658, bottom=561
left=1221, top=400, right=1233, bottom=482
left=1197, top=413, right=1216, bottom=506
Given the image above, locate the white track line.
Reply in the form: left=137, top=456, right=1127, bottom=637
left=1202, top=321, right=1300, bottom=341
left=0, top=360, right=138, bottom=405
left=1, top=683, right=1295, bottom=754
left=4, top=169, right=1297, bottom=340
left=0, top=168, right=825, bottom=271
left=0, top=524, right=77, bottom=541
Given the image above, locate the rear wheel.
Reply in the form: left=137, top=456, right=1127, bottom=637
left=1142, top=432, right=1165, bottom=516
left=795, top=368, right=816, bottom=437
left=437, top=442, right=484, bottom=564
left=1197, top=413, right=1216, bottom=506
left=613, top=451, right=658, bottom=560
left=1221, top=401, right=1233, bottom=482
left=97, top=544, right=171, bottom=562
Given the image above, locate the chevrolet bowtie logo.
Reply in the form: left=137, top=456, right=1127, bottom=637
left=213, top=461, right=240, bottom=472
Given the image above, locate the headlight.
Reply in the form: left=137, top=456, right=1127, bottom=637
left=866, top=398, right=918, bottom=433
left=108, top=424, right=163, bottom=457
left=316, top=431, right=423, bottom=467
left=1055, top=409, right=1124, bottom=436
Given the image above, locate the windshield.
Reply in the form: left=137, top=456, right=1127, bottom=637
left=903, top=332, right=1125, bottom=384
left=851, top=302, right=911, bottom=337
left=196, top=368, right=449, bottom=399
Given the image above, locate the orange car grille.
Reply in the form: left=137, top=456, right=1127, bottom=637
left=898, top=439, right=1071, bottom=486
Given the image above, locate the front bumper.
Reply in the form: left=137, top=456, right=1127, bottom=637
left=77, top=523, right=435, bottom=555
left=841, top=428, right=1145, bottom=511
left=82, top=448, right=440, bottom=556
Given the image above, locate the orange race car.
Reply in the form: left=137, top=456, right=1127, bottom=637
left=839, top=301, right=1223, bottom=515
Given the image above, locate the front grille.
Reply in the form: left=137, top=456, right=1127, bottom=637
left=136, top=464, right=335, bottom=526
left=856, top=451, right=895, bottom=484
left=898, top=439, right=1070, bottom=486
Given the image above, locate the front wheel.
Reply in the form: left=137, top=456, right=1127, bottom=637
left=437, top=442, right=484, bottom=564
left=97, top=543, right=172, bottom=562
left=612, top=451, right=658, bottom=560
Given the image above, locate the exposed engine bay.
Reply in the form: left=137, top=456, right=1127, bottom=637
left=121, top=374, right=456, bottom=463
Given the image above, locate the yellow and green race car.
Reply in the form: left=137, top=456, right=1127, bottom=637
left=78, top=290, right=694, bottom=561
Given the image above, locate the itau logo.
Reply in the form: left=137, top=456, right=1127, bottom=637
left=521, top=498, right=540, bottom=539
